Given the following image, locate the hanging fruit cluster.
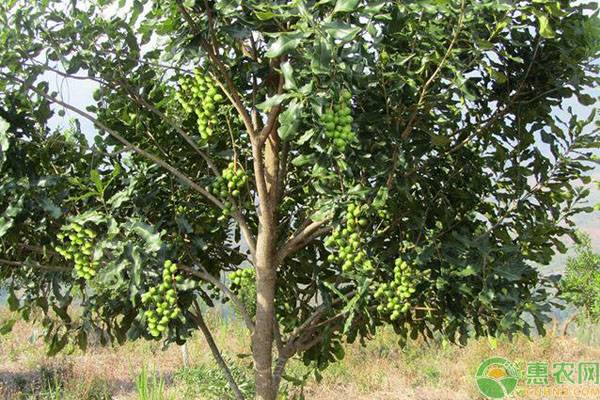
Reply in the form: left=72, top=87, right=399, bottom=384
left=141, top=260, right=183, bottom=337
left=209, top=162, right=248, bottom=216
left=176, top=70, right=224, bottom=140
left=229, top=267, right=255, bottom=291
left=229, top=268, right=256, bottom=317
left=55, top=223, right=100, bottom=280
left=374, top=258, right=427, bottom=321
left=321, top=89, right=354, bottom=152
left=324, top=203, right=373, bottom=273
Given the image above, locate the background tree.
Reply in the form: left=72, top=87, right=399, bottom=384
left=0, top=1, right=599, bottom=399
left=559, top=233, right=600, bottom=335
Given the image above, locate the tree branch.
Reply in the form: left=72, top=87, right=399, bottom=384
left=447, top=37, right=542, bottom=153
left=21, top=61, right=258, bottom=257
left=6, top=73, right=228, bottom=221
left=282, top=289, right=356, bottom=355
left=180, top=265, right=255, bottom=333
left=191, top=300, right=245, bottom=400
left=175, top=0, right=255, bottom=138
left=400, top=0, right=466, bottom=140
left=0, top=259, right=70, bottom=273
left=277, top=220, right=333, bottom=263
left=257, top=64, right=284, bottom=146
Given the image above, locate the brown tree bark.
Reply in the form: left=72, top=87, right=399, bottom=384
left=253, top=229, right=278, bottom=400
left=252, top=126, right=281, bottom=399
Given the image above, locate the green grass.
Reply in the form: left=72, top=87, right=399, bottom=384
left=174, top=357, right=254, bottom=400
left=135, top=366, right=172, bottom=400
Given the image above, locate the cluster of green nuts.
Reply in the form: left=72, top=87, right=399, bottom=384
left=321, top=89, right=354, bottom=151
left=141, top=260, right=183, bottom=337
left=229, top=268, right=257, bottom=317
left=229, top=268, right=255, bottom=291
left=209, top=162, right=248, bottom=216
left=55, top=223, right=100, bottom=280
left=374, top=258, right=423, bottom=321
left=324, top=203, right=373, bottom=273
left=176, top=70, right=224, bottom=140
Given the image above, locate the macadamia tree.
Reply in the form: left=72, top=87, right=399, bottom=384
left=0, top=1, right=599, bottom=398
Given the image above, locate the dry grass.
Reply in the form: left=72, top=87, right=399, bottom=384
left=1, top=307, right=599, bottom=399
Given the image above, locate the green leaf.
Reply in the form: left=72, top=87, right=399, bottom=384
left=431, top=134, right=450, bottom=147
left=291, top=154, right=316, bottom=167
left=0, top=196, right=24, bottom=238
left=41, top=198, right=62, bottom=219
left=577, top=93, right=596, bottom=106
left=278, top=100, right=302, bottom=141
left=254, top=10, right=277, bottom=21
left=256, top=93, right=292, bottom=111
left=107, top=190, right=130, bottom=209
left=333, top=0, right=360, bottom=14
left=296, top=129, right=315, bottom=145
left=281, top=61, right=296, bottom=90
left=310, top=201, right=335, bottom=221
left=363, top=1, right=386, bottom=16
left=322, top=21, right=361, bottom=41
left=265, top=32, right=309, bottom=58
left=310, top=38, right=333, bottom=75
left=537, top=14, right=555, bottom=38
left=7, top=288, right=19, bottom=311
left=70, top=210, right=105, bottom=225
left=131, top=222, right=162, bottom=252
left=47, top=333, right=68, bottom=356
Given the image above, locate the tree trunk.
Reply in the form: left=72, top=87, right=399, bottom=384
left=253, top=228, right=277, bottom=400
left=253, top=103, right=281, bottom=400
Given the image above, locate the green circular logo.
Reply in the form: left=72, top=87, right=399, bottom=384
left=475, top=357, right=519, bottom=399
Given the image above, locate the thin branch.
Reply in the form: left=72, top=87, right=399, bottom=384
left=257, top=67, right=284, bottom=146
left=0, top=259, right=70, bottom=273
left=273, top=314, right=283, bottom=354
left=175, top=0, right=255, bottom=138
left=17, top=244, right=59, bottom=257
left=180, top=265, right=255, bottom=333
left=252, top=142, right=271, bottom=220
left=400, top=0, right=466, bottom=140
left=276, top=140, right=289, bottom=203
left=19, top=62, right=257, bottom=255
left=6, top=73, right=227, bottom=216
left=283, top=289, right=356, bottom=352
left=191, top=300, right=245, bottom=400
left=448, top=37, right=542, bottom=153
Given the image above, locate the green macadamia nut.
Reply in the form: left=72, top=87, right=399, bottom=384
left=176, top=69, right=224, bottom=141
left=54, top=222, right=101, bottom=280
left=373, top=258, right=429, bottom=321
left=229, top=268, right=255, bottom=292
left=324, top=202, right=372, bottom=274
left=141, top=259, right=183, bottom=338
left=321, top=89, right=355, bottom=152
left=209, top=161, right=248, bottom=216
